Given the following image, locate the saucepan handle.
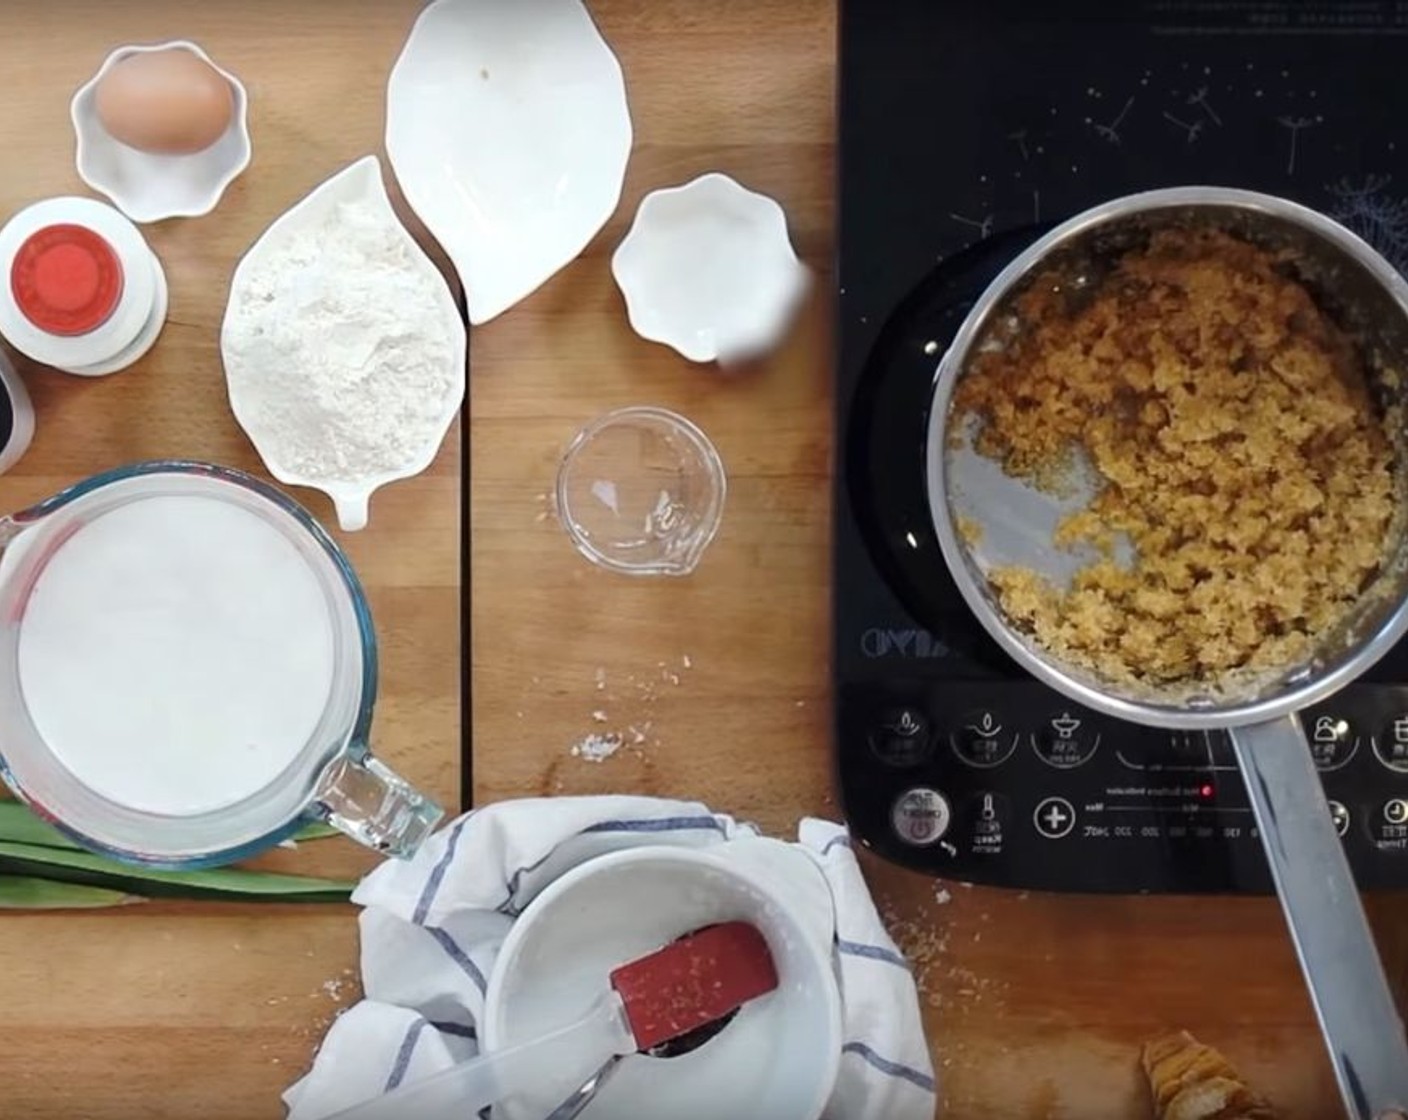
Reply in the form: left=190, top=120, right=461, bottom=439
left=1230, top=715, right=1408, bottom=1120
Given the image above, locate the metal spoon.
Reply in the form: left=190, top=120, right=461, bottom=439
left=543, top=1054, right=623, bottom=1120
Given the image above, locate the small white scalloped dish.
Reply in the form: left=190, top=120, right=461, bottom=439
left=612, top=173, right=809, bottom=365
left=386, top=0, right=633, bottom=325
left=71, top=40, right=251, bottom=223
left=220, top=156, right=466, bottom=531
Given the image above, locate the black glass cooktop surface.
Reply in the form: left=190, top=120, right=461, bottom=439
left=835, top=0, right=1408, bottom=891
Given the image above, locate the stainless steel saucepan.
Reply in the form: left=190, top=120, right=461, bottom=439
left=926, top=186, right=1408, bottom=1120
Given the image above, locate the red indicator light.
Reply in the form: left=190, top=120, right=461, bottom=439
left=1200, top=784, right=1215, bottom=799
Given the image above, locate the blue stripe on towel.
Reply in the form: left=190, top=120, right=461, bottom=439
left=582, top=815, right=726, bottom=835
left=495, top=846, right=562, bottom=916
left=837, top=939, right=911, bottom=970
left=424, top=925, right=489, bottom=993
left=384, top=1018, right=430, bottom=1092
left=821, top=834, right=852, bottom=856
left=413, top=815, right=471, bottom=925
left=841, top=1041, right=936, bottom=1092
left=430, top=1020, right=478, bottom=1040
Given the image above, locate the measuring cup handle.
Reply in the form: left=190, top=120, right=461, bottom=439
left=1230, top=716, right=1408, bottom=1120
left=313, top=753, right=443, bottom=859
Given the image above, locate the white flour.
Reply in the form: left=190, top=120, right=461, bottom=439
left=570, top=733, right=622, bottom=763
left=16, top=493, right=336, bottom=816
left=224, top=198, right=459, bottom=482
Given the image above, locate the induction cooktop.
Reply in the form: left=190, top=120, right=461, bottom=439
left=835, top=0, right=1408, bottom=891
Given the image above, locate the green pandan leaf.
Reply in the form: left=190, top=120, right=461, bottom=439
left=0, top=802, right=84, bottom=850
left=0, top=874, right=144, bottom=909
left=0, top=841, right=357, bottom=903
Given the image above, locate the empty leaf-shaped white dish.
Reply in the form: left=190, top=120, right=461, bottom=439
left=71, top=40, right=251, bottom=223
left=221, top=156, right=466, bottom=531
left=385, top=0, right=633, bottom=325
left=612, top=173, right=809, bottom=364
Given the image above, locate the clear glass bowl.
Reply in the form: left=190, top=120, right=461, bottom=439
left=555, top=406, right=725, bottom=576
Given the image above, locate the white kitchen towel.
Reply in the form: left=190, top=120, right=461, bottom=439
left=284, top=796, right=936, bottom=1120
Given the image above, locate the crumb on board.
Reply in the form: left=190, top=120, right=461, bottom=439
left=879, top=894, right=1011, bottom=1016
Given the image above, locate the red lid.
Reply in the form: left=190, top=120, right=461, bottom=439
left=10, top=224, right=123, bottom=336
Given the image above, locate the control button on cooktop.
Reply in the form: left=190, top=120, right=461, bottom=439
left=1328, top=800, right=1350, bottom=838
left=1372, top=797, right=1408, bottom=851
left=868, top=706, right=933, bottom=767
left=1374, top=716, right=1408, bottom=773
left=1115, top=732, right=1239, bottom=777
left=970, top=791, right=1009, bottom=854
left=951, top=709, right=1018, bottom=768
left=1116, top=731, right=1213, bottom=771
left=891, top=787, right=952, bottom=847
left=1308, top=714, right=1358, bottom=772
left=1033, top=796, right=1076, bottom=840
left=1033, top=711, right=1100, bottom=769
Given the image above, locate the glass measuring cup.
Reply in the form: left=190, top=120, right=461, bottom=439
left=0, top=460, right=441, bottom=868
left=555, top=406, right=726, bottom=576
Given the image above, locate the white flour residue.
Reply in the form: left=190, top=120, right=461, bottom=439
left=570, top=733, right=622, bottom=763
left=224, top=198, right=460, bottom=482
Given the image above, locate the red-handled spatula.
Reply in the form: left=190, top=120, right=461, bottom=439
left=325, top=921, right=778, bottom=1120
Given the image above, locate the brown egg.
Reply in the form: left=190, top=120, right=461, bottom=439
left=94, top=48, right=234, bottom=156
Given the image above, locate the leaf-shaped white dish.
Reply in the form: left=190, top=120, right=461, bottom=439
left=220, top=156, right=466, bottom=531
left=385, top=0, right=633, bottom=325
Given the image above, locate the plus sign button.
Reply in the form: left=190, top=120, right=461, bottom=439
left=1033, top=796, right=1076, bottom=839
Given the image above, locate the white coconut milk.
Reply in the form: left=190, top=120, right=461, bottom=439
left=15, top=493, right=337, bottom=816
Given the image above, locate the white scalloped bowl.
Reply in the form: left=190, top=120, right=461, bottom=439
left=611, top=173, right=810, bottom=365
left=220, top=156, right=466, bottom=532
left=386, top=0, right=633, bottom=325
left=71, top=40, right=251, bottom=223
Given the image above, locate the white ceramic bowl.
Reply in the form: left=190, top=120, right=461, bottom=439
left=386, top=0, right=633, bottom=325
left=612, top=172, right=810, bottom=364
left=221, top=155, right=466, bottom=531
left=71, top=40, right=251, bottom=223
left=482, top=845, right=842, bottom=1120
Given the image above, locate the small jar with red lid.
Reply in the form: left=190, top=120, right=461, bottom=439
left=0, top=196, right=167, bottom=376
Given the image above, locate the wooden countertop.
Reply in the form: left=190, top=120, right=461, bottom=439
left=0, top=2, right=1401, bottom=1118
